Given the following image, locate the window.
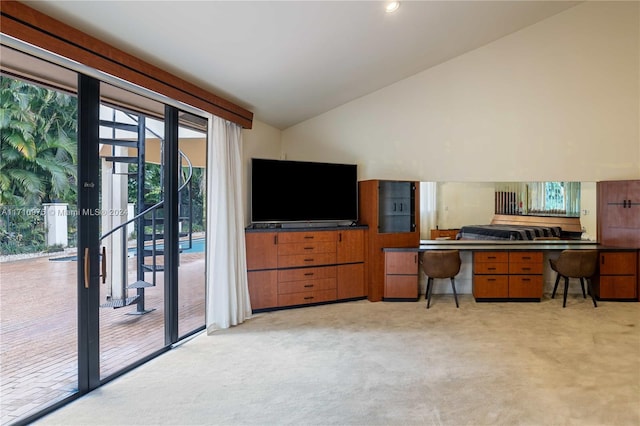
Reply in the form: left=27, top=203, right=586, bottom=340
left=495, top=182, right=581, bottom=217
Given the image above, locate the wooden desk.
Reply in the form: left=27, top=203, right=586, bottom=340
left=382, top=241, right=639, bottom=301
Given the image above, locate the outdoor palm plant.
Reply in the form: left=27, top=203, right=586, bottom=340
left=0, top=76, right=77, bottom=206
left=0, top=77, right=77, bottom=253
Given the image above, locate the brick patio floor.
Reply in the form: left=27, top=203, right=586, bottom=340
left=0, top=251, right=205, bottom=425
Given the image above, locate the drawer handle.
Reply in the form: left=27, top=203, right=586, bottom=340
left=522, top=267, right=531, bottom=271
left=488, top=279, right=496, bottom=282
left=304, top=273, right=314, bottom=276
left=522, top=278, right=531, bottom=282
left=304, top=284, right=314, bottom=288
left=304, top=236, right=314, bottom=239
left=488, top=267, right=496, bottom=271
left=304, top=258, right=314, bottom=262
left=304, top=296, right=314, bottom=300
left=487, top=256, right=496, bottom=259
left=522, top=256, right=531, bottom=260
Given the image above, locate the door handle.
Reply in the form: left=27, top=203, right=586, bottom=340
left=101, top=246, right=107, bottom=284
left=84, top=248, right=90, bottom=289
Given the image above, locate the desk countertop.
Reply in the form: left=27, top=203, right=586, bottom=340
left=381, top=240, right=638, bottom=252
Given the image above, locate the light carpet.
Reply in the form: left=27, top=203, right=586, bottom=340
left=38, top=294, right=640, bottom=425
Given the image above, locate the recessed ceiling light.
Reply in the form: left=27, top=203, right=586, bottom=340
left=385, top=1, right=400, bottom=13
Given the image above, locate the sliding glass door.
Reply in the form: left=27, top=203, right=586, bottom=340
left=0, top=57, right=80, bottom=424
left=1, top=47, right=207, bottom=426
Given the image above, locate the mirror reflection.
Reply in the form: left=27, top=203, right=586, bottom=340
left=420, top=182, right=597, bottom=241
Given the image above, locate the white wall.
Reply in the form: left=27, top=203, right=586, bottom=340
left=280, top=2, right=640, bottom=183
left=242, top=119, right=282, bottom=224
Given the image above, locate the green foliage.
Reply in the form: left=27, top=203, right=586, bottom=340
left=0, top=211, right=46, bottom=255
left=0, top=76, right=78, bottom=206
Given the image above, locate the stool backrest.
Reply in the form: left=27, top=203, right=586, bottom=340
left=422, top=250, right=461, bottom=278
left=554, top=250, right=598, bottom=278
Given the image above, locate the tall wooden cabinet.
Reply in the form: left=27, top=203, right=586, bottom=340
left=245, top=227, right=366, bottom=311
left=597, top=179, right=640, bottom=301
left=598, top=180, right=640, bottom=247
left=358, top=180, right=420, bottom=301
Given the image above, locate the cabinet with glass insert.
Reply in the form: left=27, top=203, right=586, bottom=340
left=378, top=181, right=416, bottom=233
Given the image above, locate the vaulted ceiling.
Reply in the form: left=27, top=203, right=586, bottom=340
left=22, top=1, right=580, bottom=129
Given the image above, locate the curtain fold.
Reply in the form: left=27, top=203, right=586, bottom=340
left=420, top=182, right=437, bottom=239
left=205, top=115, right=252, bottom=332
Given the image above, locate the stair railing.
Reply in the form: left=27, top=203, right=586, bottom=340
left=99, top=149, right=194, bottom=307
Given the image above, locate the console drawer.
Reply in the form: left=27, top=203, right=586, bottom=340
left=508, top=275, right=543, bottom=298
left=277, top=231, right=336, bottom=244
left=277, top=242, right=336, bottom=256
left=277, top=289, right=337, bottom=307
left=598, top=276, right=637, bottom=299
left=474, top=252, right=508, bottom=263
left=278, top=278, right=336, bottom=295
left=473, top=275, right=508, bottom=298
left=509, top=262, right=543, bottom=274
left=384, top=275, right=418, bottom=299
left=509, top=252, right=543, bottom=263
left=278, top=266, right=336, bottom=282
left=278, top=253, right=337, bottom=268
left=474, top=262, right=509, bottom=274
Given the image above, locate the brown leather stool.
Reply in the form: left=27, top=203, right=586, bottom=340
left=422, top=250, right=462, bottom=308
left=550, top=250, right=598, bottom=308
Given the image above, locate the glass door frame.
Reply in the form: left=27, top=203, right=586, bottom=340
left=12, top=69, right=206, bottom=426
left=77, top=73, right=101, bottom=392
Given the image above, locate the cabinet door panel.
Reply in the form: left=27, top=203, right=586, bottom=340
left=246, top=232, right=277, bottom=270
left=598, top=276, right=637, bottom=299
left=385, top=252, right=418, bottom=275
left=384, top=275, right=418, bottom=299
left=337, top=263, right=365, bottom=299
left=336, top=229, right=365, bottom=263
left=248, top=271, right=278, bottom=310
left=599, top=252, right=637, bottom=275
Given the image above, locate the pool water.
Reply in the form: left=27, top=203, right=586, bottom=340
left=50, top=238, right=205, bottom=262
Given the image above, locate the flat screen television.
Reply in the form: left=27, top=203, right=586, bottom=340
left=251, top=158, right=358, bottom=225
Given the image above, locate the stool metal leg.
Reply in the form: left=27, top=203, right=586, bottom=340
left=426, top=277, right=434, bottom=309
left=562, top=277, right=569, bottom=308
left=579, top=278, right=586, bottom=298
left=586, top=278, right=598, bottom=308
left=552, top=273, right=561, bottom=299
left=450, top=277, right=459, bottom=308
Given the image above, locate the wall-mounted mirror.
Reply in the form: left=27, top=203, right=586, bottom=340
left=419, top=181, right=597, bottom=241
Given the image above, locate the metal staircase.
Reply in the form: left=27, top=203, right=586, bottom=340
left=98, top=107, right=193, bottom=314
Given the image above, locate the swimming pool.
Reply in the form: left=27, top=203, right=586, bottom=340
left=50, top=237, right=205, bottom=262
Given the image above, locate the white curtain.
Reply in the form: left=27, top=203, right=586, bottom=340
left=420, top=182, right=437, bottom=240
left=205, top=115, right=252, bottom=332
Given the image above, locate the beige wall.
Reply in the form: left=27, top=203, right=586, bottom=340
left=280, top=2, right=640, bottom=183
left=242, top=119, right=282, bottom=224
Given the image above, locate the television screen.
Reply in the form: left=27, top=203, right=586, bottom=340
left=251, top=158, right=358, bottom=224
